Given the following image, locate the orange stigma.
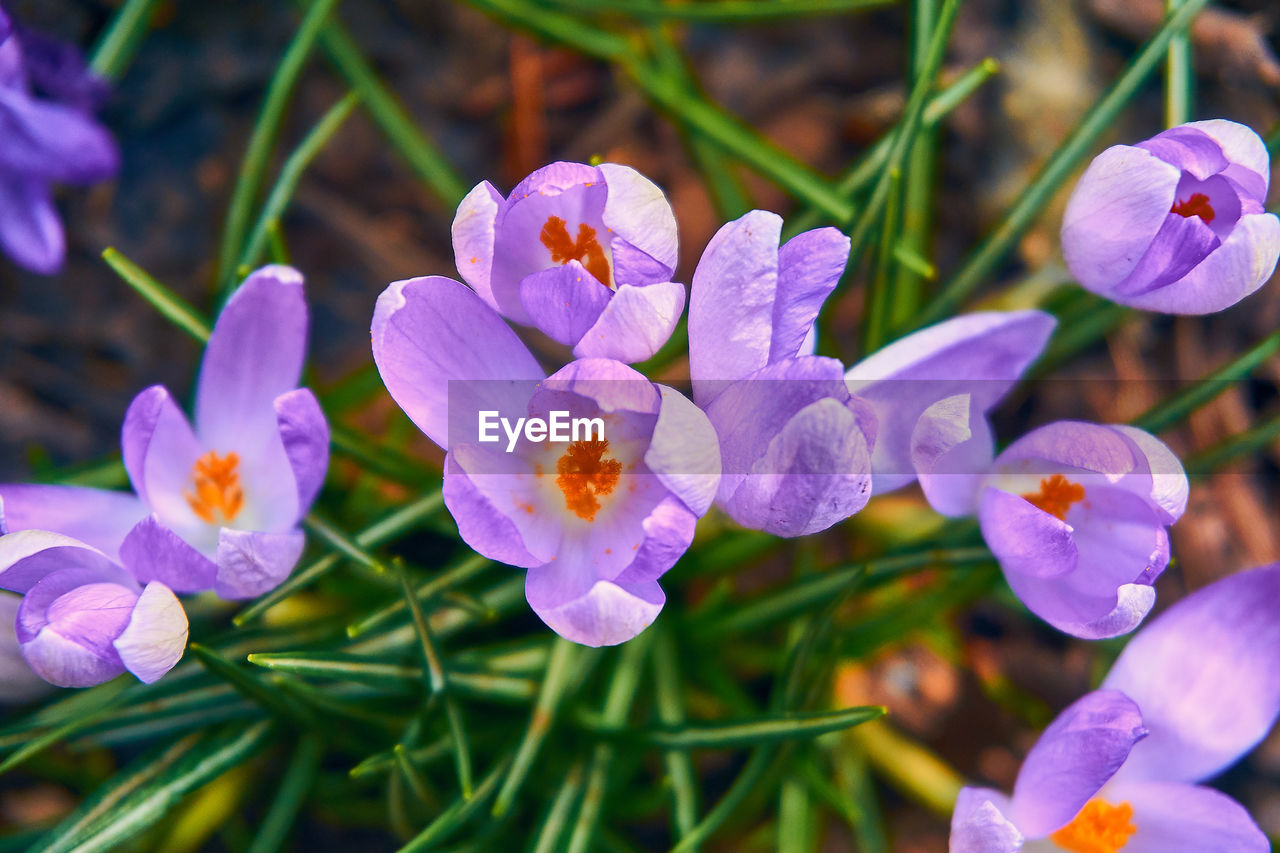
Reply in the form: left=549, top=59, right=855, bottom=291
left=540, top=215, right=612, bottom=287
left=556, top=439, right=622, bottom=522
left=186, top=450, right=244, bottom=524
left=1171, top=192, right=1215, bottom=223
left=1049, top=798, right=1137, bottom=853
left=1021, top=473, right=1085, bottom=521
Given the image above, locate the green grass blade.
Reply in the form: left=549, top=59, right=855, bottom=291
left=347, top=551, right=493, bottom=638
left=605, top=706, right=886, bottom=749
left=103, top=247, right=211, bottom=343
left=653, top=628, right=699, bottom=844
left=217, top=0, right=340, bottom=294
left=88, top=0, right=164, bottom=79
left=397, top=757, right=510, bottom=852
left=1164, top=0, right=1193, bottom=126
left=0, top=679, right=130, bottom=773
left=246, top=735, right=323, bottom=853
left=547, top=0, right=894, bottom=21
left=915, top=0, right=1210, bottom=327
left=531, top=761, right=586, bottom=853
left=239, top=91, right=360, bottom=273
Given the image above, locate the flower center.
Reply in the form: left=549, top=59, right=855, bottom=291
left=1171, top=192, right=1215, bottom=223
left=1021, top=473, right=1085, bottom=521
left=540, top=215, right=612, bottom=288
left=556, top=439, right=622, bottom=522
left=186, top=450, right=244, bottom=524
left=1049, top=798, right=1136, bottom=853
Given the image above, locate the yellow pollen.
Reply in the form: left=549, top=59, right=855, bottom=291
left=1049, top=799, right=1136, bottom=853
left=185, top=450, right=245, bottom=524
left=1021, top=473, right=1085, bottom=521
left=556, top=439, right=621, bottom=522
left=540, top=215, right=612, bottom=288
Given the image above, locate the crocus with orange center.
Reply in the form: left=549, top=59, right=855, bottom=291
left=452, top=161, right=686, bottom=363
left=372, top=274, right=720, bottom=646
left=951, top=564, right=1280, bottom=852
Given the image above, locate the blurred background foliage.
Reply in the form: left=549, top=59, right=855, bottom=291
left=2, top=0, right=1280, bottom=850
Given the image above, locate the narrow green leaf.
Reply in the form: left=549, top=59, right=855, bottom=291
left=305, top=510, right=389, bottom=574
left=1164, top=0, right=1193, bottom=126
left=604, top=706, right=886, bottom=749
left=531, top=761, right=586, bottom=853
left=217, top=0, right=340, bottom=293
left=671, top=746, right=778, bottom=852
left=398, top=757, right=510, bottom=852
left=88, top=0, right=164, bottom=79
left=347, top=551, right=492, bottom=638
left=0, top=679, right=130, bottom=773
left=246, top=735, right=322, bottom=853
left=350, top=735, right=452, bottom=780
left=189, top=643, right=315, bottom=724
left=239, top=92, right=360, bottom=272
left=492, top=637, right=579, bottom=817
left=102, top=247, right=211, bottom=343
left=778, top=776, right=814, bottom=853
left=1185, top=406, right=1280, bottom=474
left=394, top=743, right=437, bottom=805
left=547, top=0, right=893, bottom=21
left=862, top=166, right=905, bottom=354
left=915, top=0, right=1209, bottom=327
left=653, top=628, right=699, bottom=843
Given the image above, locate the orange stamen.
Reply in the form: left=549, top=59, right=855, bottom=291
left=540, top=215, right=613, bottom=287
left=1021, top=473, right=1085, bottom=521
left=185, top=450, right=244, bottom=524
left=556, top=439, right=622, bottom=522
left=1049, top=798, right=1137, bottom=853
left=1171, top=192, right=1215, bottom=223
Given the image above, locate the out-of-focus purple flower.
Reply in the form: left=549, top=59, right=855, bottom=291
left=950, top=564, right=1280, bottom=852
left=0, top=3, right=118, bottom=274
left=119, top=266, right=329, bottom=600
left=372, top=274, right=719, bottom=646
left=1062, top=120, right=1280, bottom=314
left=688, top=209, right=875, bottom=537
left=969, top=421, right=1187, bottom=639
left=0, top=529, right=188, bottom=688
left=452, top=161, right=685, bottom=363
left=0, top=593, right=51, bottom=702
left=844, top=311, right=1056, bottom=512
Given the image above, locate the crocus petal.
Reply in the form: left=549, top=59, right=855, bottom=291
left=519, top=261, right=612, bottom=347
left=722, top=397, right=872, bottom=537
left=525, top=563, right=665, bottom=647
left=1104, top=563, right=1280, bottom=784
left=573, top=281, right=686, bottom=363
left=1112, top=211, right=1219, bottom=297
left=12, top=27, right=110, bottom=111
left=689, top=210, right=783, bottom=403
left=213, top=528, right=305, bottom=600
left=0, top=9, right=10, bottom=42
left=19, top=576, right=137, bottom=688
left=847, top=310, right=1056, bottom=494
left=274, top=388, right=329, bottom=518
left=1009, top=689, right=1146, bottom=838
left=452, top=180, right=502, bottom=308
left=0, top=87, right=118, bottom=183
left=441, top=459, right=543, bottom=570
left=113, top=581, right=187, bottom=684
left=1062, top=145, right=1181, bottom=293
left=769, top=227, right=849, bottom=363
left=1111, top=424, right=1189, bottom=523
left=1117, top=212, right=1280, bottom=314
left=979, top=487, right=1077, bottom=580
left=1136, top=125, right=1229, bottom=181
left=911, top=395, right=994, bottom=517
left=0, top=485, right=144, bottom=561
left=118, top=516, right=217, bottom=594
left=950, top=788, right=1022, bottom=853
left=1186, top=119, right=1269, bottom=201
left=1095, top=781, right=1269, bottom=853
left=611, top=494, right=698, bottom=586
left=372, top=275, right=545, bottom=450
left=0, top=530, right=131, bottom=594
left=194, top=265, right=307, bottom=452
left=644, top=384, right=721, bottom=517
left=599, top=162, right=678, bottom=275
left=0, top=173, right=62, bottom=274
left=121, top=384, right=205, bottom=538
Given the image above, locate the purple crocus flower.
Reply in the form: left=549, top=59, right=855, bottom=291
left=688, top=210, right=877, bottom=537
left=951, top=563, right=1280, bottom=852
left=968, top=421, right=1187, bottom=639
left=119, top=265, right=329, bottom=599
left=0, top=2, right=118, bottom=274
left=372, top=274, right=720, bottom=646
left=1062, top=120, right=1280, bottom=314
left=0, top=529, right=188, bottom=688
left=844, top=310, right=1056, bottom=512
left=452, top=161, right=685, bottom=363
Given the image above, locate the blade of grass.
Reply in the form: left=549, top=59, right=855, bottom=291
left=531, top=761, right=586, bottom=853
left=600, top=705, right=886, bottom=749
left=1164, top=0, right=1193, bottom=126
left=548, top=0, right=893, bottom=21
left=398, top=757, right=510, bottom=852
left=653, top=627, right=699, bottom=845
left=0, top=679, right=131, bottom=772
left=88, top=0, right=164, bottom=79
left=216, top=0, right=340, bottom=295
left=103, top=247, right=211, bottom=342
left=347, top=551, right=493, bottom=638
left=1185, top=406, right=1280, bottom=474
left=778, top=775, right=814, bottom=853
left=915, top=0, right=1210, bottom=327
left=238, top=91, right=360, bottom=273
left=246, top=735, right=322, bottom=853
